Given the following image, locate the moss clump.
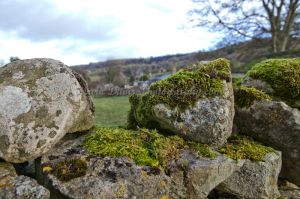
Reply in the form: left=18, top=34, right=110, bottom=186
left=83, top=127, right=159, bottom=167
left=232, top=77, right=242, bottom=88
left=218, top=135, right=275, bottom=161
left=128, top=58, right=231, bottom=129
left=234, top=86, right=272, bottom=108
left=246, top=58, right=300, bottom=106
left=128, top=93, right=162, bottom=129
left=188, top=142, right=217, bottom=159
left=83, top=127, right=216, bottom=168
left=50, top=158, right=87, bottom=181
left=149, top=58, right=231, bottom=109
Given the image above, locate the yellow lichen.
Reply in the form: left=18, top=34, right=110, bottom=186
left=42, top=166, right=53, bottom=173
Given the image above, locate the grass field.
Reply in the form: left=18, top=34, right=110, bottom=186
left=93, top=96, right=130, bottom=127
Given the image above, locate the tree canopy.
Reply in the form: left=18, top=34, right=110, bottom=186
left=190, top=0, right=300, bottom=52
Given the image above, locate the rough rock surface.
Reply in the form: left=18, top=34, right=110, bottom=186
left=235, top=100, right=300, bottom=187
left=152, top=85, right=234, bottom=147
left=169, top=151, right=245, bottom=199
left=217, top=152, right=281, bottom=199
left=279, top=180, right=300, bottom=199
left=0, top=162, right=50, bottom=199
left=0, top=58, right=94, bottom=163
left=37, top=133, right=243, bottom=199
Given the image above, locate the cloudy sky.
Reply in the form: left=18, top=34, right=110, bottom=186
left=0, top=0, right=218, bottom=66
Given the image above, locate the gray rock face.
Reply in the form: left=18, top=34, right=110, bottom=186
left=235, top=100, right=300, bottom=187
left=0, top=162, right=50, bottom=199
left=152, top=81, right=234, bottom=147
left=0, top=58, right=94, bottom=163
left=37, top=133, right=243, bottom=199
left=279, top=180, right=300, bottom=199
left=217, top=152, right=281, bottom=199
left=0, top=162, right=17, bottom=181
left=169, top=151, right=245, bottom=199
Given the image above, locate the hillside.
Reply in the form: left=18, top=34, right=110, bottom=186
left=72, top=38, right=300, bottom=89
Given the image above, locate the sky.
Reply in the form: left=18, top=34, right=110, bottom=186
left=0, top=0, right=219, bottom=66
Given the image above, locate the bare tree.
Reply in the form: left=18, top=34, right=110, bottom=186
left=190, top=0, right=300, bottom=52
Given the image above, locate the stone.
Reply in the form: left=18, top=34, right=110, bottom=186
left=279, top=180, right=300, bottom=199
left=0, top=162, right=50, bottom=199
left=0, top=162, right=17, bottom=182
left=129, top=58, right=234, bottom=146
left=152, top=91, right=234, bottom=147
left=36, top=131, right=243, bottom=199
left=169, top=151, right=245, bottom=199
left=234, top=100, right=300, bottom=187
left=217, top=152, right=281, bottom=199
left=241, top=76, right=274, bottom=94
left=0, top=58, right=95, bottom=163
left=242, top=58, right=300, bottom=109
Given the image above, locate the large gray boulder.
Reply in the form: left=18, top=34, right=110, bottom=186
left=235, top=100, right=300, bottom=186
left=36, top=131, right=243, bottom=199
left=0, top=162, right=50, bottom=199
left=0, top=58, right=94, bottom=163
left=217, top=152, right=282, bottom=199
left=129, top=58, right=234, bottom=146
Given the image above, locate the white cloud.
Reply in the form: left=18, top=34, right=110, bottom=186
left=0, top=0, right=218, bottom=65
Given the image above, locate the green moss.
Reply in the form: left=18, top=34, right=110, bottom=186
left=149, top=58, right=230, bottom=109
left=218, top=135, right=275, bottom=161
left=128, top=58, right=232, bottom=129
left=246, top=58, right=300, bottom=107
left=83, top=127, right=216, bottom=168
left=232, top=77, right=242, bottom=88
left=187, top=142, right=217, bottom=159
left=128, top=93, right=163, bottom=129
left=51, top=158, right=88, bottom=181
left=83, top=127, right=159, bottom=167
left=234, top=86, right=272, bottom=108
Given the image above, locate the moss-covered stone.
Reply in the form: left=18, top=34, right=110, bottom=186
left=128, top=93, right=161, bottom=129
left=128, top=58, right=231, bottom=129
left=218, top=135, right=276, bottom=161
left=49, top=158, right=88, bottom=182
left=82, top=127, right=216, bottom=168
left=149, top=58, right=230, bottom=109
left=234, top=86, right=272, bottom=108
left=246, top=58, right=300, bottom=107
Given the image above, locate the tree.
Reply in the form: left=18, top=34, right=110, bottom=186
left=190, top=0, right=300, bottom=52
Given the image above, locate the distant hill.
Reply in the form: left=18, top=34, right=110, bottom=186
left=195, top=38, right=300, bottom=72
left=72, top=38, right=300, bottom=89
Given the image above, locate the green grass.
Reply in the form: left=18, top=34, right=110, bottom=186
left=93, top=96, right=130, bottom=127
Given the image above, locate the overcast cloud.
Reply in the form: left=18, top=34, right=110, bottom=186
left=0, top=0, right=219, bottom=65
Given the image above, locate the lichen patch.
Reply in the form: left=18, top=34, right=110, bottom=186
left=12, top=71, right=25, bottom=80
left=0, top=86, right=31, bottom=119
